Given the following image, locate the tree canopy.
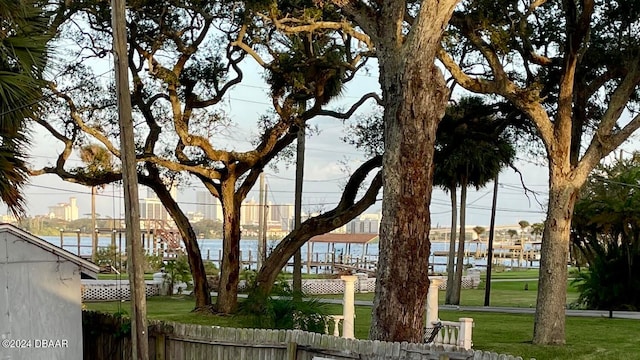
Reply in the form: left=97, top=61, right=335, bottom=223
left=33, top=0, right=381, bottom=313
left=442, top=0, right=640, bottom=344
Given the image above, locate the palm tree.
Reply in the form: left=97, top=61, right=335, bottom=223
left=473, top=226, right=486, bottom=241
left=531, top=222, right=544, bottom=242
left=518, top=220, right=530, bottom=236
left=472, top=226, right=486, bottom=258
left=435, top=96, right=516, bottom=305
left=0, top=1, right=51, bottom=217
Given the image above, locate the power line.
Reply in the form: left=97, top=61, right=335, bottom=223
left=266, top=172, right=351, bottom=182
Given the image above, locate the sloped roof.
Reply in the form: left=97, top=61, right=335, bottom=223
left=0, top=223, right=100, bottom=279
left=309, top=233, right=378, bottom=244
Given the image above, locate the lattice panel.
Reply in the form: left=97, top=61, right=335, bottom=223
left=284, top=278, right=373, bottom=295
left=359, top=278, right=376, bottom=292
left=433, top=272, right=481, bottom=290
left=82, top=281, right=160, bottom=301
left=283, top=273, right=480, bottom=295
left=81, top=272, right=480, bottom=300
left=303, top=279, right=345, bottom=294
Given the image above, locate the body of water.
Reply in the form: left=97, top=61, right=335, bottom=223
left=42, top=235, right=539, bottom=273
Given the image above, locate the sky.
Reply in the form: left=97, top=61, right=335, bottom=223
left=15, top=45, right=638, bottom=228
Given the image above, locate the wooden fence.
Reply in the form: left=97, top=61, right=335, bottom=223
left=83, top=312, right=526, bottom=360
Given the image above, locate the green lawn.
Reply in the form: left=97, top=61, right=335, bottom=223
left=484, top=268, right=541, bottom=279
left=85, top=295, right=639, bottom=360
left=85, top=296, right=254, bottom=328
left=320, top=279, right=579, bottom=308
left=97, top=273, right=155, bottom=280
left=446, top=311, right=640, bottom=360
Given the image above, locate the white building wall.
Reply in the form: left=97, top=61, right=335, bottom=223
left=0, top=233, right=84, bottom=360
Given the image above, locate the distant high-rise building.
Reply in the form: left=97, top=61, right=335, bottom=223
left=0, top=213, right=16, bottom=223
left=139, top=186, right=176, bottom=221
left=270, top=203, right=294, bottom=230
left=48, top=197, right=79, bottom=221
left=240, top=198, right=260, bottom=226
left=196, top=191, right=222, bottom=221
left=346, top=213, right=381, bottom=234
left=270, top=204, right=292, bottom=222
left=239, top=199, right=294, bottom=228
left=140, top=197, right=168, bottom=220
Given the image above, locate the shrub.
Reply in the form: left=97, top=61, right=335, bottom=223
left=94, top=245, right=125, bottom=271
left=163, top=255, right=192, bottom=295
left=239, top=280, right=329, bottom=333
left=203, top=261, right=219, bottom=276
left=570, top=249, right=640, bottom=311
left=144, top=253, right=164, bottom=273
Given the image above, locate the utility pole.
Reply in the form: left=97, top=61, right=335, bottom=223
left=262, top=182, right=268, bottom=267
left=293, top=120, right=305, bottom=295
left=257, top=173, right=265, bottom=270
left=91, top=186, right=97, bottom=263
left=484, top=174, right=499, bottom=307
left=111, top=0, right=149, bottom=358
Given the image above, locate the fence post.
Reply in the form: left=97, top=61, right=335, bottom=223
left=155, top=333, right=166, bottom=360
left=340, top=275, right=357, bottom=339
left=287, top=341, right=297, bottom=360
left=425, top=278, right=443, bottom=327
left=458, top=317, right=474, bottom=350
left=76, top=230, right=81, bottom=255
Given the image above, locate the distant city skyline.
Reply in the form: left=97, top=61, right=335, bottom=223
left=14, top=166, right=552, bottom=228
left=18, top=170, right=546, bottom=228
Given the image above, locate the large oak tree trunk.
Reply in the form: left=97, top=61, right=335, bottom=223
left=445, top=187, right=458, bottom=304
left=216, top=180, right=242, bottom=313
left=153, top=187, right=211, bottom=310
left=369, top=48, right=449, bottom=342
left=142, top=170, right=211, bottom=310
left=533, top=178, right=579, bottom=345
left=178, top=226, right=211, bottom=311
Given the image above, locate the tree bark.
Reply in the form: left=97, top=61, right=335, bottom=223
left=445, top=187, right=458, bottom=304
left=216, top=179, right=242, bottom=313
left=369, top=43, right=450, bottom=342
left=533, top=178, right=578, bottom=345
